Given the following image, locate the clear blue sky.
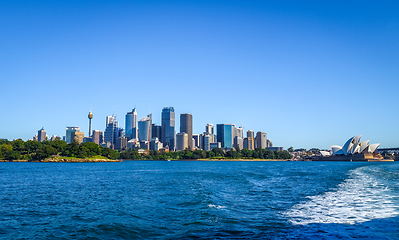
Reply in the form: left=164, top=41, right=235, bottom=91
left=1, top=0, right=398, bottom=149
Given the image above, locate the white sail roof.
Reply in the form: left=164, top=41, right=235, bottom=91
left=331, top=136, right=380, bottom=156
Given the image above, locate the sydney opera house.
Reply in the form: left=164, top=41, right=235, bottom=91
left=318, top=135, right=385, bottom=161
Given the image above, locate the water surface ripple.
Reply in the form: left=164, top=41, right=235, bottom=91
left=1, top=161, right=398, bottom=239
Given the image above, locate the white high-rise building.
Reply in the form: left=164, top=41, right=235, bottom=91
left=203, top=134, right=212, bottom=151
left=176, top=133, right=188, bottom=151
left=256, top=131, right=267, bottom=149
left=235, top=127, right=244, bottom=139
left=205, top=123, right=215, bottom=143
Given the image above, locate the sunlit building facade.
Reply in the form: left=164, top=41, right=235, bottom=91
left=66, top=126, right=81, bottom=144
left=138, top=114, right=152, bottom=142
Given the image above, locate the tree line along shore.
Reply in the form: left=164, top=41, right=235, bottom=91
left=0, top=139, right=292, bottom=162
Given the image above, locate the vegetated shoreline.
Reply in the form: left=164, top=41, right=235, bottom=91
left=0, top=159, right=121, bottom=162
left=119, top=158, right=293, bottom=162
left=0, top=158, right=292, bottom=162
left=0, top=156, right=121, bottom=162
left=1, top=158, right=393, bottom=163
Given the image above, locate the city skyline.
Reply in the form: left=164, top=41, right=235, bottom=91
left=30, top=107, right=276, bottom=151
left=1, top=1, right=398, bottom=149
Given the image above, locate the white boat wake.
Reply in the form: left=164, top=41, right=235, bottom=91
left=286, top=166, right=399, bottom=225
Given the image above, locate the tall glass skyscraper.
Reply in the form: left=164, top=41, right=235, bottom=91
left=104, top=115, right=119, bottom=146
left=161, top=107, right=175, bottom=151
left=38, top=127, right=46, bottom=142
left=125, top=108, right=137, bottom=139
left=138, top=114, right=152, bottom=142
left=152, top=124, right=162, bottom=140
left=216, top=124, right=233, bottom=149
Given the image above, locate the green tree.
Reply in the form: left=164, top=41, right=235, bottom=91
left=206, top=150, right=215, bottom=158
left=241, top=148, right=252, bottom=158
left=0, top=144, right=13, bottom=159
left=212, top=148, right=224, bottom=157
left=6, top=150, right=21, bottom=161
left=101, top=147, right=119, bottom=159
left=119, top=149, right=141, bottom=160
left=276, top=150, right=292, bottom=159
left=194, top=149, right=206, bottom=159
left=78, top=145, right=89, bottom=158
left=50, top=140, right=68, bottom=153
left=252, top=149, right=260, bottom=159
left=41, top=140, right=51, bottom=146
left=184, top=150, right=193, bottom=159
left=288, top=146, right=294, bottom=152
left=12, top=139, right=25, bottom=153
left=263, top=149, right=275, bottom=159
left=63, top=141, right=80, bottom=157
left=226, top=149, right=241, bottom=159
left=171, top=151, right=179, bottom=159
left=157, top=152, right=168, bottom=160
left=79, top=142, right=100, bottom=157
left=236, top=146, right=241, bottom=153
left=25, top=140, right=42, bottom=154
left=35, top=145, right=58, bottom=160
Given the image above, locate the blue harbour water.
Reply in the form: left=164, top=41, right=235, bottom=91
left=1, top=161, right=399, bottom=239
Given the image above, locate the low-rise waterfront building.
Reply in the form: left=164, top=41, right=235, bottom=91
left=127, top=139, right=140, bottom=149
left=150, top=137, right=163, bottom=151
left=266, top=147, right=283, bottom=151
left=139, top=141, right=149, bottom=150
left=210, top=142, right=221, bottom=150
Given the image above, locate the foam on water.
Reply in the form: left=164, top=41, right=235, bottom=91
left=208, top=204, right=226, bottom=209
left=286, top=166, right=399, bottom=225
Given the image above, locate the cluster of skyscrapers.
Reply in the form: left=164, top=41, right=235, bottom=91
left=37, top=107, right=278, bottom=152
